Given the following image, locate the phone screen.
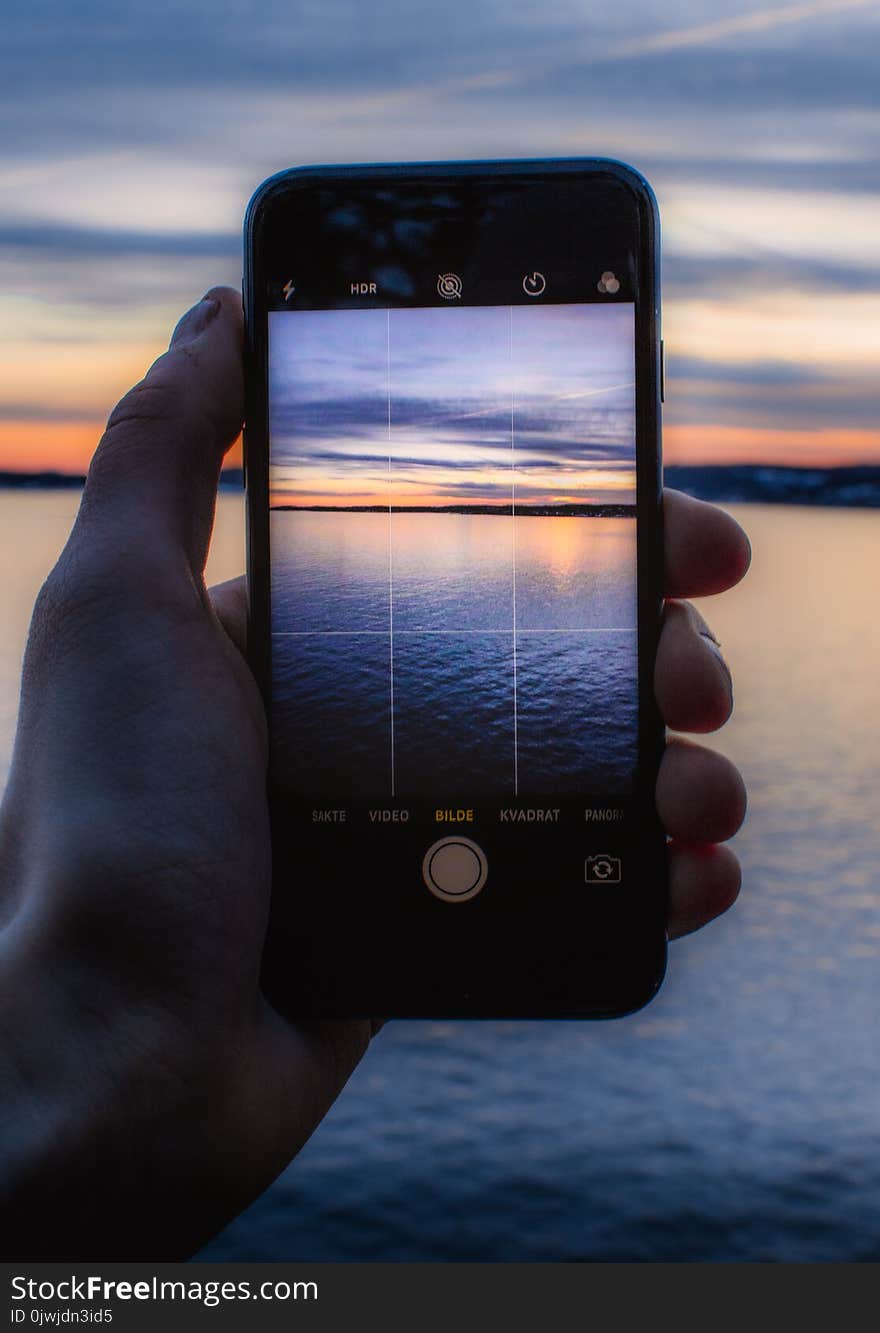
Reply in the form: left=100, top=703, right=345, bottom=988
left=268, top=301, right=637, bottom=809
left=248, top=162, right=665, bottom=1015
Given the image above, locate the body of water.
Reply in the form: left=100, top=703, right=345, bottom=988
left=270, top=509, right=638, bottom=797
left=2, top=493, right=879, bottom=1261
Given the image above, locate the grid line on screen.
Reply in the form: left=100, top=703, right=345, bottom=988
left=510, top=304, right=519, bottom=797
left=272, top=629, right=638, bottom=635
left=387, top=306, right=395, bottom=798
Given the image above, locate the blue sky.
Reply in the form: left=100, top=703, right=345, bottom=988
left=1, top=0, right=878, bottom=471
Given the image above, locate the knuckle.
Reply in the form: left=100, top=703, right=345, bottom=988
left=91, top=349, right=231, bottom=480
left=103, top=365, right=190, bottom=437
left=85, top=373, right=192, bottom=498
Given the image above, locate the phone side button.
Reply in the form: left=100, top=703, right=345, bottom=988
left=660, top=338, right=666, bottom=402
left=422, top=837, right=488, bottom=903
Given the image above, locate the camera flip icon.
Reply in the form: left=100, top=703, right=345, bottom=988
left=585, top=854, right=622, bottom=885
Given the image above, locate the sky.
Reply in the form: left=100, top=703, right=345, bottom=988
left=269, top=305, right=636, bottom=507
left=1, top=0, right=878, bottom=474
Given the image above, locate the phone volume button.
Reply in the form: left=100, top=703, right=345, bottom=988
left=660, top=338, right=666, bottom=402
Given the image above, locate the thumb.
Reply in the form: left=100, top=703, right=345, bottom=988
left=77, top=286, right=243, bottom=575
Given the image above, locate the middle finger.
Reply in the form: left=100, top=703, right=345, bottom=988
left=655, top=599, right=734, bottom=733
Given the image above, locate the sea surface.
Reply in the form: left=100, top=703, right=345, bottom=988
left=270, top=510, right=637, bottom=797
left=2, top=493, right=880, bottom=1261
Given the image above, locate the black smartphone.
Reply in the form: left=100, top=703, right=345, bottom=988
left=244, top=158, right=666, bottom=1018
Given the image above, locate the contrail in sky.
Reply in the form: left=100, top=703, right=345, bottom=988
left=310, top=0, right=879, bottom=111
left=604, top=0, right=879, bottom=59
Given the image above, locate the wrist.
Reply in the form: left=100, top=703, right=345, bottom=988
left=0, top=922, right=100, bottom=1253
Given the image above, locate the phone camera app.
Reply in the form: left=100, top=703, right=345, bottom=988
left=585, top=854, right=622, bottom=884
left=268, top=301, right=638, bottom=802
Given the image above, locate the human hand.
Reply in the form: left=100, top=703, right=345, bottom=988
left=0, top=287, right=748, bottom=1259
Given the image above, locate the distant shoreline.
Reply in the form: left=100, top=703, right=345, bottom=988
left=3, top=465, right=880, bottom=508
left=0, top=470, right=86, bottom=490
left=270, top=502, right=636, bottom=517
left=0, top=468, right=247, bottom=493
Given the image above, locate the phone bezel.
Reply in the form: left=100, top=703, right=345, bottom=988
left=244, top=158, right=666, bottom=1019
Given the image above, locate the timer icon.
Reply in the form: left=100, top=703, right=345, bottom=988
left=522, top=271, right=546, bottom=296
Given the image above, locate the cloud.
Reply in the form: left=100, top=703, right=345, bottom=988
left=0, top=221, right=238, bottom=258
left=665, top=352, right=880, bottom=431
left=0, top=402, right=103, bottom=423
left=1, top=1, right=878, bottom=471
left=3, top=3, right=880, bottom=163
left=602, top=0, right=879, bottom=59
left=666, top=379, right=880, bottom=431
left=270, top=390, right=634, bottom=451
left=663, top=251, right=880, bottom=297
left=668, top=357, right=831, bottom=387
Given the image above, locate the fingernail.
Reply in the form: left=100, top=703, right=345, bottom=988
left=699, top=630, right=734, bottom=707
left=701, top=630, right=728, bottom=666
left=171, top=295, right=220, bottom=346
left=690, top=606, right=721, bottom=647
left=689, top=607, right=733, bottom=701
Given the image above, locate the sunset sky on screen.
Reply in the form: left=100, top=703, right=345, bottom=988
left=269, top=305, right=637, bottom=508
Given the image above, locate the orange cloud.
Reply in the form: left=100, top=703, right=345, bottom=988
left=3, top=413, right=876, bottom=481
left=0, top=420, right=103, bottom=474
left=0, top=421, right=242, bottom=475
left=665, top=423, right=880, bottom=467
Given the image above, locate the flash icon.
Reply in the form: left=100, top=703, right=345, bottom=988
left=282, top=279, right=296, bottom=301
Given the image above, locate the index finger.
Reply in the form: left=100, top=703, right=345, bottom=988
left=663, top=489, right=751, bottom=598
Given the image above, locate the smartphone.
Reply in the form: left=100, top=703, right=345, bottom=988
left=244, top=158, right=666, bottom=1018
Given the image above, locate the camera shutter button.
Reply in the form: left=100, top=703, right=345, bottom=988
left=422, top=837, right=488, bottom=902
